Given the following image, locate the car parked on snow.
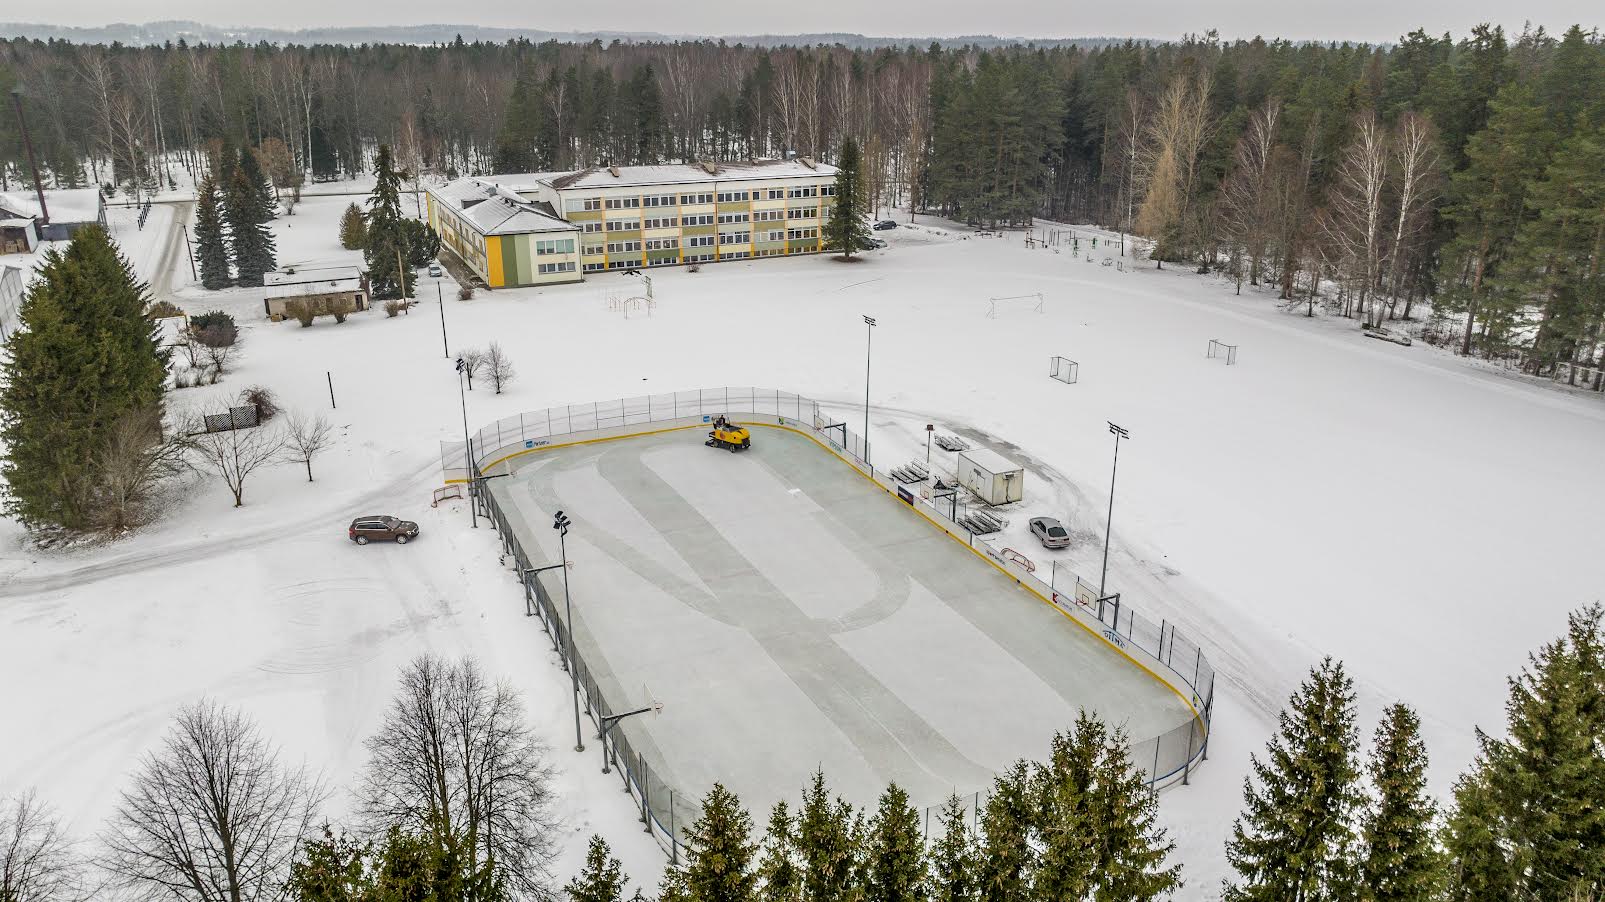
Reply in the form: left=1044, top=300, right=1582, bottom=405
left=349, top=515, right=420, bottom=545
left=1029, top=516, right=1070, bottom=549
left=873, top=220, right=898, bottom=230
left=427, top=262, right=443, bottom=277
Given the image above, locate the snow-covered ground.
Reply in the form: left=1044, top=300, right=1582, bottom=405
left=2, top=208, right=1602, bottom=899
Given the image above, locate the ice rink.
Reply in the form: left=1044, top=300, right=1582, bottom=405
left=489, top=425, right=1193, bottom=816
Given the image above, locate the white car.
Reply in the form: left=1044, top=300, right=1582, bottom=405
left=427, top=262, right=443, bottom=277
left=1029, top=517, right=1071, bottom=549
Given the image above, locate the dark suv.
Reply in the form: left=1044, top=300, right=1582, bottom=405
left=349, top=515, right=420, bottom=545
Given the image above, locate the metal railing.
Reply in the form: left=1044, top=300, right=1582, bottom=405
left=460, top=387, right=1215, bottom=858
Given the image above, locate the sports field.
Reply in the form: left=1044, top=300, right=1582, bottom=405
left=488, top=425, right=1192, bottom=817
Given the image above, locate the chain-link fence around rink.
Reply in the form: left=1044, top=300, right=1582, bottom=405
left=457, top=387, right=1215, bottom=859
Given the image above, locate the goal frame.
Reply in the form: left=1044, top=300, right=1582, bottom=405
left=1206, top=339, right=1238, bottom=365
left=1049, top=356, right=1079, bottom=384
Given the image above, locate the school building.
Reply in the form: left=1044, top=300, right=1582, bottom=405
left=425, top=158, right=838, bottom=289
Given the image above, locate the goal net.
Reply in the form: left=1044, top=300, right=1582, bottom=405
left=1206, top=339, right=1238, bottom=365
left=986, top=293, right=1044, bottom=318
left=1049, top=357, right=1079, bottom=384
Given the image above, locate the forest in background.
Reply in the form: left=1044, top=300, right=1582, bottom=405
left=0, top=25, right=1602, bottom=371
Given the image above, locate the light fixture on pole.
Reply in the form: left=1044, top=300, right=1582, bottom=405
left=455, top=355, right=475, bottom=528
left=554, top=510, right=583, bottom=752
left=1099, top=421, right=1130, bottom=598
left=862, top=315, right=876, bottom=465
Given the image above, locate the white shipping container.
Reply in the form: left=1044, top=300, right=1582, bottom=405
left=955, top=447, right=1025, bottom=505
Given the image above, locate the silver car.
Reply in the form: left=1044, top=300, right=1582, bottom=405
left=1029, top=517, right=1070, bottom=549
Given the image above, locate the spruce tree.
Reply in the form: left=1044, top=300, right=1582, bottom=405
left=239, top=145, right=280, bottom=220
left=863, top=784, right=923, bottom=902
left=680, top=783, right=758, bottom=902
left=339, top=202, right=368, bottom=250
left=927, top=795, right=974, bottom=902
left=1033, top=729, right=1097, bottom=902
left=567, top=835, right=626, bottom=902
left=364, top=144, right=415, bottom=300
left=1224, top=657, right=1363, bottom=902
left=758, top=802, right=802, bottom=902
left=289, top=826, right=372, bottom=902
left=825, top=136, right=871, bottom=259
left=1444, top=605, right=1605, bottom=898
left=0, top=225, right=167, bottom=531
left=225, top=148, right=278, bottom=286
left=1072, top=713, right=1182, bottom=900
left=1441, top=771, right=1516, bottom=900
left=976, top=762, right=1034, bottom=902
left=797, top=770, right=858, bottom=902
left=194, top=171, right=233, bottom=289
left=1358, top=704, right=1443, bottom=901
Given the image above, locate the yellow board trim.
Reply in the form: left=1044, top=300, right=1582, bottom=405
left=460, top=418, right=1207, bottom=736
left=485, top=236, right=505, bottom=288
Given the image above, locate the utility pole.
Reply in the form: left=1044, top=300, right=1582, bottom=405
left=862, top=315, right=876, bottom=465
left=455, top=356, right=475, bottom=528
left=396, top=246, right=407, bottom=304
left=437, top=281, right=449, bottom=357
left=10, top=89, right=48, bottom=225
left=179, top=223, right=197, bottom=281
left=1100, top=422, right=1130, bottom=598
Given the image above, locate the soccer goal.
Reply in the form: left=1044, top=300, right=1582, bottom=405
left=1207, top=339, right=1239, bottom=365
left=986, top=293, right=1044, bottom=318
left=1049, top=357, right=1079, bottom=384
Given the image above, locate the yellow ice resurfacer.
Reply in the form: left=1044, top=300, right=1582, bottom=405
left=705, top=415, right=751, bottom=452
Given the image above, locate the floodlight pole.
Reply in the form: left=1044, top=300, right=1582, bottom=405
left=555, top=512, right=583, bottom=752
left=437, top=282, right=449, bottom=357
left=598, top=706, right=655, bottom=773
left=178, top=223, right=197, bottom=280
left=862, top=315, right=876, bottom=465
left=1100, top=422, right=1130, bottom=598
left=456, top=358, right=475, bottom=528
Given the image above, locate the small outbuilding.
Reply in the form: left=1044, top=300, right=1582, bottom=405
left=263, top=267, right=370, bottom=320
left=0, top=188, right=107, bottom=242
left=956, top=447, right=1025, bottom=506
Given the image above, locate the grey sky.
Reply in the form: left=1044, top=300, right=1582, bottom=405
left=30, top=0, right=1604, bottom=44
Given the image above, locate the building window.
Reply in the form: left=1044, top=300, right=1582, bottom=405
left=608, top=259, right=631, bottom=269
left=645, top=237, right=679, bottom=251
left=787, top=227, right=819, bottom=240
left=679, top=192, right=713, bottom=205
left=719, top=231, right=750, bottom=245
left=686, top=235, right=715, bottom=248
left=538, top=261, right=576, bottom=274
left=535, top=238, right=575, bottom=255
left=716, top=190, right=750, bottom=203
left=576, top=197, right=603, bottom=211
left=717, top=212, right=750, bottom=224
left=764, top=230, right=786, bottom=242
left=767, top=188, right=786, bottom=200
left=606, top=219, right=641, bottom=232
left=754, top=209, right=784, bottom=222
left=582, top=221, right=604, bottom=233
left=644, top=216, right=680, bottom=230
left=584, top=261, right=605, bottom=272
left=820, top=185, right=836, bottom=197
left=788, top=207, right=818, bottom=219
left=683, top=213, right=715, bottom=227
left=583, top=243, right=605, bottom=256
left=644, top=194, right=677, bottom=207
left=648, top=256, right=676, bottom=266
left=787, top=185, right=819, bottom=199
left=606, top=240, right=643, bottom=254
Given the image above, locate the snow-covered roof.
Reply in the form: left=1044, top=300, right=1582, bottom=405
left=0, top=218, right=34, bottom=229
left=477, top=172, right=569, bottom=194
left=546, top=159, right=839, bottom=191
left=958, top=447, right=1023, bottom=476
left=428, top=179, right=578, bottom=236
left=0, top=188, right=103, bottom=224
left=265, top=266, right=362, bottom=288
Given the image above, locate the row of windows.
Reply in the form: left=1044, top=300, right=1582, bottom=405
left=605, top=197, right=641, bottom=209
left=583, top=261, right=605, bottom=272
left=646, top=237, right=679, bottom=251
left=685, top=252, right=716, bottom=263
left=607, top=240, right=642, bottom=253
left=716, top=190, right=749, bottom=203
left=683, top=214, right=715, bottom=227
left=580, top=245, right=818, bottom=271
left=722, top=250, right=751, bottom=259
left=789, top=227, right=819, bottom=240
left=574, top=186, right=832, bottom=211
left=538, top=261, right=576, bottom=274
left=644, top=216, right=679, bottom=229
left=644, top=194, right=678, bottom=207
left=606, top=219, right=641, bottom=232
left=787, top=207, right=817, bottom=219
left=755, top=209, right=784, bottom=222
left=686, top=235, right=715, bottom=248
left=535, top=238, right=575, bottom=255
left=719, top=231, right=750, bottom=245
left=584, top=243, right=604, bottom=255
left=583, top=221, right=604, bottom=233
left=718, top=212, right=749, bottom=224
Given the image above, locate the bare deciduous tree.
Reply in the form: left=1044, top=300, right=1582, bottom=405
left=1135, top=71, right=1214, bottom=266
left=1, top=789, right=87, bottom=902
left=1385, top=112, right=1442, bottom=321
left=1321, top=111, right=1390, bottom=326
left=1217, top=99, right=1282, bottom=293
left=283, top=413, right=335, bottom=482
left=101, top=701, right=322, bottom=902
left=358, top=656, right=557, bottom=901
left=458, top=348, right=487, bottom=390
left=89, top=406, right=186, bottom=533
left=484, top=342, right=515, bottom=395
left=184, top=422, right=285, bottom=507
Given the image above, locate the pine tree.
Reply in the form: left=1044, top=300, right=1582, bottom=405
left=1357, top=704, right=1443, bottom=901
left=239, top=145, right=280, bottom=221
left=976, top=763, right=1034, bottom=902
left=825, top=136, right=871, bottom=259
left=927, top=796, right=974, bottom=902
left=1444, top=605, right=1605, bottom=898
left=289, top=826, right=372, bottom=902
left=567, top=835, right=626, bottom=902
left=680, top=783, right=758, bottom=902
left=194, top=171, right=232, bottom=289
left=1074, top=714, right=1182, bottom=899
left=0, top=225, right=167, bottom=532
left=862, top=784, right=923, bottom=902
left=1441, top=771, right=1515, bottom=900
left=364, top=144, right=415, bottom=300
left=758, top=802, right=802, bottom=902
left=797, top=770, right=859, bottom=902
left=339, top=202, right=368, bottom=250
left=1225, top=657, right=1363, bottom=902
left=224, top=147, right=278, bottom=286
left=1033, top=729, right=1097, bottom=902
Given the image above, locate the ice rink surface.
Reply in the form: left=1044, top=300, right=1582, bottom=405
left=490, top=425, right=1192, bottom=813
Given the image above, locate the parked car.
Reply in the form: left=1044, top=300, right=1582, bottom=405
left=1029, top=516, right=1071, bottom=549
left=349, top=515, right=420, bottom=545
left=873, top=220, right=898, bottom=230
left=427, top=262, right=443, bottom=277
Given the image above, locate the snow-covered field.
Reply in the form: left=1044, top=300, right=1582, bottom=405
left=2, top=208, right=1602, bottom=899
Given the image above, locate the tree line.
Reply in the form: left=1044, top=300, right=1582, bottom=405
left=6, top=605, right=1601, bottom=900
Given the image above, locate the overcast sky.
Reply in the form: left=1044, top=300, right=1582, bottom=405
left=29, top=0, right=1604, bottom=44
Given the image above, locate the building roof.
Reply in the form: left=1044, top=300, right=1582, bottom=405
left=265, top=265, right=363, bottom=288
left=427, top=179, right=578, bottom=236
left=0, top=188, right=104, bottom=224
left=477, top=172, right=570, bottom=194
left=546, top=158, right=839, bottom=191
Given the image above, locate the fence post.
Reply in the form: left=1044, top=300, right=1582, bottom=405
left=1192, top=647, right=1201, bottom=689
left=1151, top=738, right=1161, bottom=785
left=670, top=791, right=678, bottom=865
left=641, top=752, right=651, bottom=830
left=1159, top=619, right=1167, bottom=660
left=1202, top=680, right=1215, bottom=762
left=1183, top=723, right=1196, bottom=786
